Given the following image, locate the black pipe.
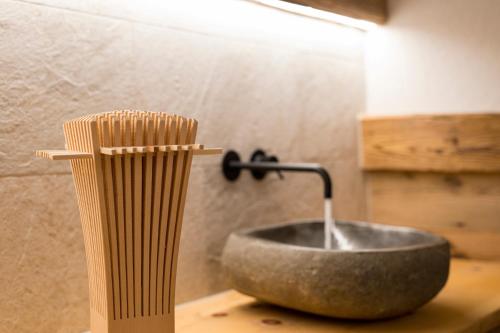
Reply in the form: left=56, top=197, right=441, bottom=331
left=222, top=150, right=332, bottom=199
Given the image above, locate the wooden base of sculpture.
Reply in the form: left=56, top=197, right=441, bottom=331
left=91, top=309, right=174, bottom=333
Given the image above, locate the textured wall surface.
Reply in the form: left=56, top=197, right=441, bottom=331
left=365, top=0, right=500, bottom=115
left=0, top=0, right=367, bottom=332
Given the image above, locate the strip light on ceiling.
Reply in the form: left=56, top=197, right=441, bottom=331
left=253, top=0, right=378, bottom=31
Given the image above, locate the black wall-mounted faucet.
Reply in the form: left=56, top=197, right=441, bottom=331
left=222, top=149, right=332, bottom=199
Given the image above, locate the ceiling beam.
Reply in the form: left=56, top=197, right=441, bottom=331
left=286, top=0, right=387, bottom=24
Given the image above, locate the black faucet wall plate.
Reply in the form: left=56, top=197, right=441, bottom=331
left=222, top=150, right=242, bottom=181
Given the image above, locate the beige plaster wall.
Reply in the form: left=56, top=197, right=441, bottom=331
left=365, top=0, right=500, bottom=115
left=0, top=1, right=367, bottom=332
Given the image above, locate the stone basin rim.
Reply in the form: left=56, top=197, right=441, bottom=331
left=233, top=219, right=449, bottom=253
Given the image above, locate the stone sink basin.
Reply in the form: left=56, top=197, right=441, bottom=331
left=221, top=220, right=450, bottom=320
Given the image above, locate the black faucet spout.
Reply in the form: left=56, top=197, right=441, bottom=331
left=222, top=150, right=332, bottom=199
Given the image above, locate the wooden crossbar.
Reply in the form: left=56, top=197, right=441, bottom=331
left=35, top=150, right=93, bottom=160
left=36, top=146, right=222, bottom=160
left=100, top=144, right=222, bottom=156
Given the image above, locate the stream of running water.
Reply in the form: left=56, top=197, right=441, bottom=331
left=324, top=199, right=351, bottom=250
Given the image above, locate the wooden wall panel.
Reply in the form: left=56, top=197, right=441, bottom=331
left=286, top=0, right=387, bottom=24
left=360, top=114, right=500, bottom=172
left=361, top=113, right=500, bottom=260
left=367, top=172, right=500, bottom=260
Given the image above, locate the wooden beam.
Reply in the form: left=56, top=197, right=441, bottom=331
left=360, top=113, right=500, bottom=172
left=286, top=0, right=387, bottom=24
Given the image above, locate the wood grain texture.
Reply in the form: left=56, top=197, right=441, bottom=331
left=366, top=172, right=500, bottom=260
left=176, top=259, right=500, bottom=333
left=360, top=113, right=500, bottom=172
left=286, top=0, right=387, bottom=24
left=360, top=113, right=500, bottom=260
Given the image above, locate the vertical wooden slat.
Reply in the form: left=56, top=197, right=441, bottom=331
left=111, top=118, right=127, bottom=318
left=157, top=116, right=177, bottom=314
left=100, top=118, right=121, bottom=320
left=169, top=119, right=197, bottom=313
left=150, top=116, right=166, bottom=314
left=65, top=120, right=97, bottom=312
left=77, top=119, right=103, bottom=315
left=122, top=116, right=135, bottom=318
left=164, top=117, right=188, bottom=313
left=84, top=118, right=104, bottom=316
left=142, top=117, right=154, bottom=316
left=89, top=119, right=114, bottom=319
left=133, top=117, right=144, bottom=316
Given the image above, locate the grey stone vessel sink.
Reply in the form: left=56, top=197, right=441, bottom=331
left=221, top=220, right=450, bottom=320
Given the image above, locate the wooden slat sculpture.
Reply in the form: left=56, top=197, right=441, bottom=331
left=36, top=111, right=222, bottom=333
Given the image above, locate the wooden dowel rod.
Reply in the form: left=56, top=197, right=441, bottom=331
left=192, top=148, right=223, bottom=155
left=35, top=149, right=92, bottom=160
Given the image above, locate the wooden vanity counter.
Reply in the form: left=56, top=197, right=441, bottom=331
left=176, top=259, right=500, bottom=333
